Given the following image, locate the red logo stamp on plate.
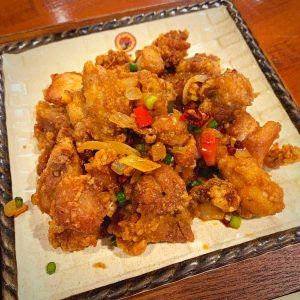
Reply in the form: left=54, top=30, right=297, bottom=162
left=115, top=32, right=136, bottom=52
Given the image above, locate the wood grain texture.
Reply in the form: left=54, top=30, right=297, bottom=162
left=0, top=0, right=299, bottom=299
left=128, top=244, right=300, bottom=300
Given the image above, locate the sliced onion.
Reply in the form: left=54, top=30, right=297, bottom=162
left=182, top=74, right=208, bottom=104
left=111, top=161, right=127, bottom=175
left=77, top=141, right=140, bottom=156
left=109, top=112, right=135, bottom=128
left=124, top=87, right=142, bottom=100
left=119, top=155, right=161, bottom=172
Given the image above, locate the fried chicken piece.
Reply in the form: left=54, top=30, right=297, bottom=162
left=228, top=110, right=281, bottom=166
left=153, top=30, right=190, bottom=68
left=173, top=135, right=198, bottom=168
left=82, top=61, right=132, bottom=140
left=243, top=121, right=281, bottom=166
left=34, top=101, right=70, bottom=152
left=49, top=221, right=98, bottom=252
left=133, top=165, right=190, bottom=215
left=138, top=70, right=176, bottom=116
left=44, top=72, right=82, bottom=106
left=136, top=46, right=165, bottom=74
left=163, top=53, right=221, bottom=99
left=152, top=113, right=189, bottom=146
left=228, top=110, right=259, bottom=141
left=32, top=136, right=82, bottom=214
left=95, top=50, right=131, bottom=70
left=264, top=143, right=300, bottom=168
left=200, top=70, right=255, bottom=122
left=217, top=148, right=284, bottom=218
left=108, top=204, right=194, bottom=255
left=190, top=178, right=241, bottom=213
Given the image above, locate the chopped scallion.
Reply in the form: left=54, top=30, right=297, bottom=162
left=207, top=119, right=218, bottom=129
left=145, top=95, right=158, bottom=110
left=129, top=62, right=137, bottom=72
left=229, top=216, right=242, bottom=229
left=116, top=191, right=126, bottom=206
left=14, top=197, right=23, bottom=208
left=163, top=153, right=173, bottom=165
left=46, top=262, right=56, bottom=275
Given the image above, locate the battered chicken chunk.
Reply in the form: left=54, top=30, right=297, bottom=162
left=243, top=121, right=281, bottom=166
left=163, top=53, right=221, bottom=98
left=133, top=165, right=190, bottom=215
left=152, top=113, right=189, bottom=146
left=34, top=101, right=70, bottom=152
left=82, top=61, right=132, bottom=140
left=44, top=72, right=82, bottom=106
left=108, top=204, right=194, bottom=255
left=190, top=178, right=241, bottom=213
left=95, top=50, right=131, bottom=70
left=173, top=135, right=198, bottom=168
left=228, top=110, right=281, bottom=166
left=200, top=70, right=255, bottom=122
left=153, top=30, right=190, bottom=68
left=32, top=136, right=82, bottom=214
left=264, top=143, right=300, bottom=168
left=228, top=110, right=259, bottom=141
left=218, top=148, right=284, bottom=218
left=138, top=70, right=176, bottom=116
left=136, top=46, right=165, bottom=74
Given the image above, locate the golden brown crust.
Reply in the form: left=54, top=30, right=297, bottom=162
left=264, top=143, right=300, bottom=168
left=153, top=30, right=190, bottom=68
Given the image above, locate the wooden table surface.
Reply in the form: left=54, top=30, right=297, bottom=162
left=0, top=0, right=299, bottom=299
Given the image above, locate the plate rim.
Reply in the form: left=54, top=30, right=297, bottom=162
left=0, top=0, right=299, bottom=299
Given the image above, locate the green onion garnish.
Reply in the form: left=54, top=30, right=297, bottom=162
left=46, top=262, right=56, bottom=275
left=187, top=180, right=202, bottom=190
left=145, top=95, right=158, bottom=110
left=111, top=235, right=117, bottom=247
left=163, top=153, right=173, bottom=165
left=135, top=144, right=145, bottom=153
left=194, top=127, right=202, bottom=134
left=229, top=216, right=242, bottom=229
left=116, top=191, right=126, bottom=206
left=14, top=197, right=23, bottom=208
left=207, top=119, right=218, bottom=129
left=129, top=62, right=137, bottom=72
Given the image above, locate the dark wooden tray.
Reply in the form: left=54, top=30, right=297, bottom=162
left=0, top=0, right=299, bottom=299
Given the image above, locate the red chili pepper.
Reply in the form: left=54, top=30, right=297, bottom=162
left=196, top=128, right=219, bottom=166
left=180, top=108, right=210, bottom=127
left=133, top=105, right=153, bottom=128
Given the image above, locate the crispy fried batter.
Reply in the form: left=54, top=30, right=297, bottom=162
left=95, top=50, right=131, bottom=70
left=133, top=165, right=190, bottom=215
left=32, top=136, right=82, bottom=214
left=243, top=121, right=281, bottom=166
left=153, top=30, right=190, bottom=68
left=173, top=135, right=198, bottom=168
left=44, top=72, right=82, bottom=106
left=138, top=70, right=176, bottom=115
left=228, top=110, right=259, bottom=141
left=82, top=61, right=132, bottom=140
left=200, top=70, right=255, bottom=122
left=264, top=143, right=300, bottom=168
left=218, top=148, right=284, bottom=218
left=108, top=204, right=194, bottom=255
left=190, top=178, right=241, bottom=213
left=136, top=46, right=165, bottom=74
left=152, top=114, right=189, bottom=146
